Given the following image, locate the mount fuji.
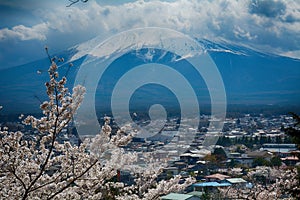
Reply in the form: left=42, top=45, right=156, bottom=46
left=0, top=37, right=299, bottom=115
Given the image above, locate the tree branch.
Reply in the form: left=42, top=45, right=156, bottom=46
left=47, top=159, right=98, bottom=199
left=66, top=0, right=88, bottom=7
left=11, top=169, right=27, bottom=192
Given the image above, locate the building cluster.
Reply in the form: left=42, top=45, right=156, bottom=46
left=118, top=113, right=299, bottom=199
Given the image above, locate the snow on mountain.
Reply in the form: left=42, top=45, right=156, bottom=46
left=69, top=31, right=250, bottom=63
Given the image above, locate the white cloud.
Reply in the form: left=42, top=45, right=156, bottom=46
left=233, top=25, right=257, bottom=40
left=0, top=23, right=48, bottom=41
left=0, top=0, right=300, bottom=58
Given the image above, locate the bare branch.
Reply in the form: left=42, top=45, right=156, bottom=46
left=67, top=0, right=88, bottom=7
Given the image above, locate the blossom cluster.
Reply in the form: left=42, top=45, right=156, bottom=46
left=219, top=166, right=299, bottom=199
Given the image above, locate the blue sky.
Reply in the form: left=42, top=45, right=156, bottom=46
left=0, top=0, right=300, bottom=69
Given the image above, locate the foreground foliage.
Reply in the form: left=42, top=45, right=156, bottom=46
left=0, top=59, right=194, bottom=199
left=219, top=166, right=299, bottom=199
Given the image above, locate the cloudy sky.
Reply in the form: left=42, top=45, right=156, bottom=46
left=0, top=0, right=300, bottom=69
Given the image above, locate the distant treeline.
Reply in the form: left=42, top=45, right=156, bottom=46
left=217, top=135, right=293, bottom=149
left=1, top=104, right=299, bottom=123
left=226, top=104, right=300, bottom=118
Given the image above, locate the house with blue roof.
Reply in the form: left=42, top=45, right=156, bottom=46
left=193, top=181, right=231, bottom=193
left=160, top=192, right=201, bottom=200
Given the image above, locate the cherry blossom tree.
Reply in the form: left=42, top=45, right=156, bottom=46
left=0, top=55, right=194, bottom=199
